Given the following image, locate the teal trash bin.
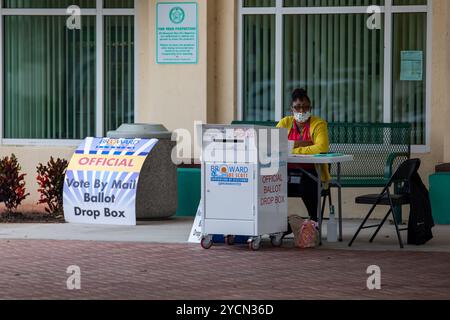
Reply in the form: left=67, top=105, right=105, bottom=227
left=176, top=167, right=201, bottom=217
left=429, top=172, right=450, bottom=225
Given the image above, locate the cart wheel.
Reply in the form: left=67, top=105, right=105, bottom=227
left=270, top=236, right=283, bottom=248
left=201, top=236, right=213, bottom=250
left=224, top=235, right=235, bottom=246
left=248, top=239, right=261, bottom=251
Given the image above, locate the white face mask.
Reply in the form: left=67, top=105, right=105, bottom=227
left=294, top=111, right=311, bottom=123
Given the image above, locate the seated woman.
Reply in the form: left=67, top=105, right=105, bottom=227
left=277, top=88, right=330, bottom=222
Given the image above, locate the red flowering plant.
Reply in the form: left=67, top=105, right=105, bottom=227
left=36, top=157, right=68, bottom=217
left=0, top=154, right=30, bottom=214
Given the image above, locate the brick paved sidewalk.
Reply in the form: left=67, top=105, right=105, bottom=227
left=0, top=239, right=449, bottom=300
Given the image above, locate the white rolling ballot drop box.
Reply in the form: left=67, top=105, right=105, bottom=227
left=200, top=125, right=288, bottom=251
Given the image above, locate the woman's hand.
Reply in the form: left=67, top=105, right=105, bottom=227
left=294, top=141, right=314, bottom=148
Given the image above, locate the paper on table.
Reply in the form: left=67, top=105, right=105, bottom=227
left=290, top=154, right=316, bottom=158
left=314, top=153, right=344, bottom=158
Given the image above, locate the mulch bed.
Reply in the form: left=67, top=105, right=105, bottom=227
left=0, top=212, right=65, bottom=224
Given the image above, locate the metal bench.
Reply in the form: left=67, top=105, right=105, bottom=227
left=327, top=123, right=411, bottom=188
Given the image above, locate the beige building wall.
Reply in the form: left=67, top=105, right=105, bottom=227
left=136, top=0, right=209, bottom=131
left=135, top=0, right=236, bottom=129
left=434, top=0, right=450, bottom=164
left=214, top=0, right=237, bottom=125
left=417, top=0, right=449, bottom=178
left=1, top=0, right=449, bottom=219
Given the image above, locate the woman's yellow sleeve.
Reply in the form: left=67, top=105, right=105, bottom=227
left=276, top=118, right=289, bottom=129
left=291, top=122, right=330, bottom=155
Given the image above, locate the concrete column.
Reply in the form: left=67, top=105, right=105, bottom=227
left=135, top=0, right=209, bottom=134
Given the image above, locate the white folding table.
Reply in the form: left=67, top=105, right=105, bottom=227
left=288, top=154, right=354, bottom=244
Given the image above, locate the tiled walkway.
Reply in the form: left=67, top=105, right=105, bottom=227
left=1, top=239, right=449, bottom=300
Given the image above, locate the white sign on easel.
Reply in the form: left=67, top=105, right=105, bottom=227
left=188, top=200, right=202, bottom=243
left=63, top=138, right=158, bottom=226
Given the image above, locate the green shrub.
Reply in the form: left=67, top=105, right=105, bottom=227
left=0, top=154, right=30, bottom=213
left=36, top=157, right=68, bottom=216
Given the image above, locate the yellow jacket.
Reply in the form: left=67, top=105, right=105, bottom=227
left=277, top=116, right=331, bottom=182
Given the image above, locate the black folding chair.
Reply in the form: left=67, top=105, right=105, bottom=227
left=348, top=159, right=421, bottom=249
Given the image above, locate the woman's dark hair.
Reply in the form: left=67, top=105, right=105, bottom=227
left=292, top=88, right=311, bottom=105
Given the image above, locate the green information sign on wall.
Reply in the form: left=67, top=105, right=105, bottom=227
left=157, top=2, right=198, bottom=64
